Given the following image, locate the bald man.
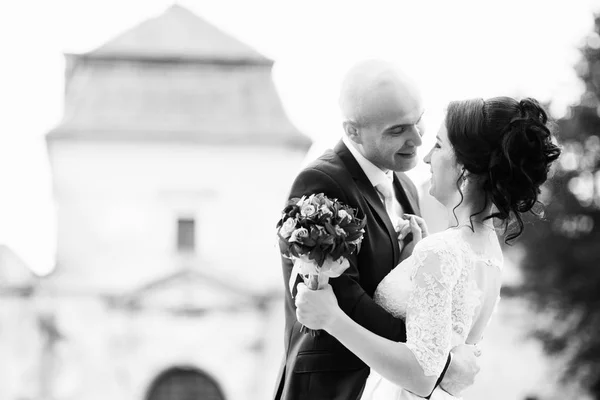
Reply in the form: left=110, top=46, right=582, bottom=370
left=274, top=60, right=479, bottom=400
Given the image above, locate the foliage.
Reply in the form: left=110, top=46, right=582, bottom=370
left=518, top=14, right=600, bottom=399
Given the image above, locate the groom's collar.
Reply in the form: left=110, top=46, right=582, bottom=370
left=333, top=139, right=368, bottom=183
left=334, top=138, right=419, bottom=219
left=340, top=135, right=393, bottom=189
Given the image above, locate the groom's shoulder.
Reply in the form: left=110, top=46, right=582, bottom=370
left=288, top=148, right=353, bottom=199
left=300, top=148, right=349, bottom=179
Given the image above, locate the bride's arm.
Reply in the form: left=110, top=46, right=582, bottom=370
left=322, top=305, right=439, bottom=397
left=296, top=245, right=459, bottom=397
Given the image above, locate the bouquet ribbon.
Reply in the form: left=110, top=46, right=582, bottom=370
left=289, top=255, right=350, bottom=294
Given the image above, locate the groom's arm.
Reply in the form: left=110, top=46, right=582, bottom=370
left=288, top=166, right=407, bottom=342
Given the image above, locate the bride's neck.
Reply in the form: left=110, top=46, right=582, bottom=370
left=446, top=197, right=494, bottom=232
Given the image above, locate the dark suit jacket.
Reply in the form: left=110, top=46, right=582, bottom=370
left=274, top=140, right=421, bottom=400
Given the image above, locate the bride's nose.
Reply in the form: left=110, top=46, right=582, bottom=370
left=423, top=149, right=432, bottom=164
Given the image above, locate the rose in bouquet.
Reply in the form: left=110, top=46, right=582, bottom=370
left=276, top=193, right=366, bottom=335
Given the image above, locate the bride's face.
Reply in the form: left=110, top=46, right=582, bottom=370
left=423, top=122, right=462, bottom=207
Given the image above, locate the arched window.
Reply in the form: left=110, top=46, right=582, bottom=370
left=146, top=366, right=225, bottom=400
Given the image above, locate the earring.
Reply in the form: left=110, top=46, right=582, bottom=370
left=460, top=169, right=468, bottom=192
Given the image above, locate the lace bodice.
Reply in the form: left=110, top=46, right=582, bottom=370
left=373, top=228, right=503, bottom=377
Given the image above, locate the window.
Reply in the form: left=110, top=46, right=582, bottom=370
left=177, top=218, right=195, bottom=252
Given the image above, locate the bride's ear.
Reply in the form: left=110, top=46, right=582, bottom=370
left=461, top=166, right=485, bottom=185
left=343, top=121, right=362, bottom=144
left=461, top=167, right=469, bottom=180
left=458, top=165, right=472, bottom=180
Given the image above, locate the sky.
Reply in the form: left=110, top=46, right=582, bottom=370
left=0, top=0, right=597, bottom=275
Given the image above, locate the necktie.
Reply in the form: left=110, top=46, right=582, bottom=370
left=375, top=177, right=408, bottom=247
left=375, top=179, right=401, bottom=227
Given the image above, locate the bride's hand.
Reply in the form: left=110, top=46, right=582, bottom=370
left=295, top=283, right=342, bottom=331
left=404, top=214, right=428, bottom=242
left=398, top=214, right=429, bottom=261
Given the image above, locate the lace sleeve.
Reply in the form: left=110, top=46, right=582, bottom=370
left=405, top=239, right=462, bottom=377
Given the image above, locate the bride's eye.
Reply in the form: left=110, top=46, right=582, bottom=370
left=434, top=143, right=441, bottom=149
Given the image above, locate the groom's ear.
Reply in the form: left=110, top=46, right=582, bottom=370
left=343, top=121, right=362, bottom=144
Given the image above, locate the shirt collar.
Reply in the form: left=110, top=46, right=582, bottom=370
left=342, top=135, right=394, bottom=188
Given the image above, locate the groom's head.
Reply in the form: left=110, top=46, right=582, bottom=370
left=339, top=59, right=424, bottom=172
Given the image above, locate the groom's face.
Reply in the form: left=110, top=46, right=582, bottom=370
left=357, top=93, right=424, bottom=172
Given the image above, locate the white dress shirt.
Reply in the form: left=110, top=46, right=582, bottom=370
left=342, top=135, right=405, bottom=230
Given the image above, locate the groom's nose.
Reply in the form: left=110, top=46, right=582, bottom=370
left=405, top=125, right=422, bottom=147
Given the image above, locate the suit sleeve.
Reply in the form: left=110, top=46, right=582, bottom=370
left=285, top=166, right=407, bottom=342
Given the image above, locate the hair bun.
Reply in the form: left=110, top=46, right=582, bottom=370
left=486, top=99, right=561, bottom=240
left=489, top=121, right=547, bottom=213
left=518, top=98, right=547, bottom=125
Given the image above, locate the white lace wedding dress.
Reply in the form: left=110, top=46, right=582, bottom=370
left=361, top=227, right=503, bottom=400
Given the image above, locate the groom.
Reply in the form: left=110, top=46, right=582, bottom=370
left=274, top=60, right=480, bottom=400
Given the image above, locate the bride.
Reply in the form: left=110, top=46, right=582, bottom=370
left=295, top=96, right=561, bottom=399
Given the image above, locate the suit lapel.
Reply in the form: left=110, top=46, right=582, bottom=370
left=393, top=174, right=415, bottom=215
left=334, top=141, right=400, bottom=262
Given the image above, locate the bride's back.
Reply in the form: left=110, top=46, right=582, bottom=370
left=458, top=227, right=504, bottom=345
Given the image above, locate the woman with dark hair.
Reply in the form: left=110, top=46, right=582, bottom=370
left=294, top=97, right=561, bottom=400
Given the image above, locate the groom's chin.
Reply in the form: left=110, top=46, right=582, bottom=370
left=393, top=157, right=418, bottom=172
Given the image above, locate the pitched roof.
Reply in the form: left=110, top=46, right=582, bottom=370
left=90, top=4, right=270, bottom=63
left=46, top=5, right=310, bottom=149
left=46, top=63, right=310, bottom=148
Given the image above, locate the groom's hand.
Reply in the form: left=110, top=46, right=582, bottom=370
left=439, top=344, right=481, bottom=396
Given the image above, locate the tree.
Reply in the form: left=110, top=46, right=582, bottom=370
left=517, top=14, right=600, bottom=399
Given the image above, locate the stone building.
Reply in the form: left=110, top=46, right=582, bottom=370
left=1, top=5, right=309, bottom=400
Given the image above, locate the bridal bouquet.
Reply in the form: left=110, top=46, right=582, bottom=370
left=276, top=193, right=366, bottom=335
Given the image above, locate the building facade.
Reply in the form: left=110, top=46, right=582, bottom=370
left=6, top=5, right=310, bottom=400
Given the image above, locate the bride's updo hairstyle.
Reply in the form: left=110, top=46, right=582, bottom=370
left=445, top=96, right=561, bottom=243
